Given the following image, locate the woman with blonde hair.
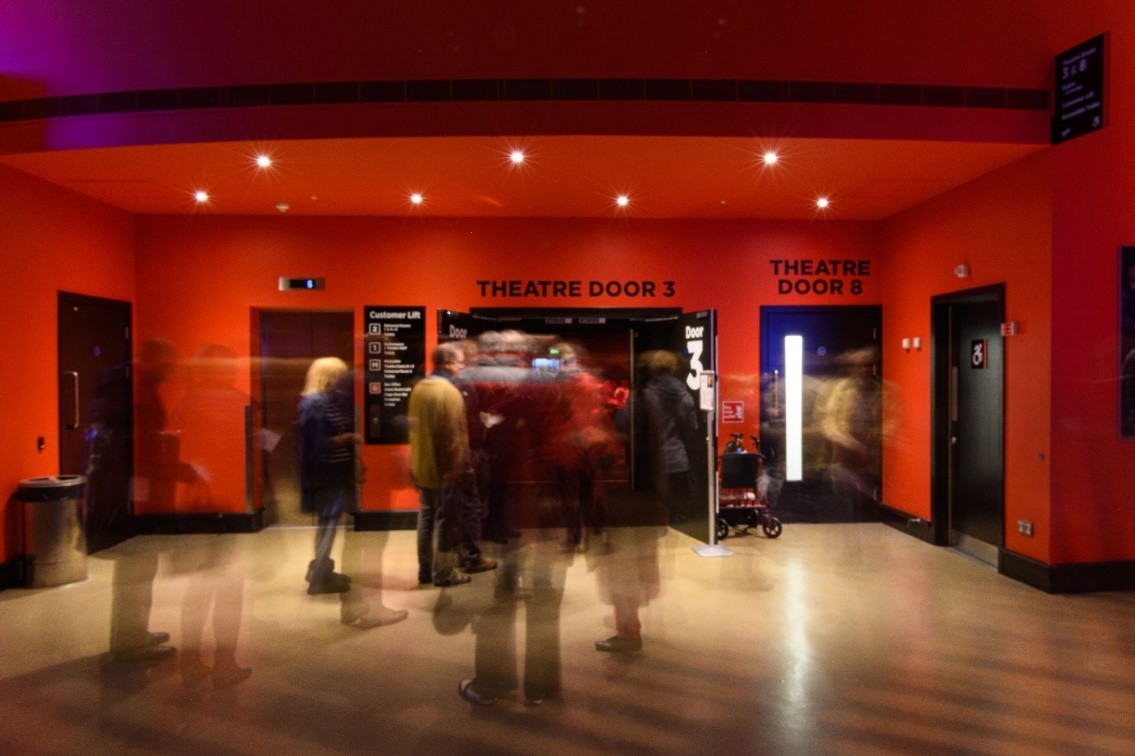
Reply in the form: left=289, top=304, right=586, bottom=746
left=297, top=357, right=357, bottom=595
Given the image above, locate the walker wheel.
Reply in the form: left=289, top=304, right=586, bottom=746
left=762, top=518, right=783, bottom=539
left=746, top=509, right=760, bottom=527
left=716, top=518, right=730, bottom=541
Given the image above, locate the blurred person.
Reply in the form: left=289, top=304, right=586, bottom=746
left=85, top=362, right=132, bottom=554
left=168, top=345, right=251, bottom=685
left=296, top=357, right=357, bottom=595
left=299, top=356, right=407, bottom=627
left=820, top=347, right=882, bottom=520
left=108, top=338, right=191, bottom=663
left=537, top=342, right=617, bottom=553
left=466, top=330, right=534, bottom=544
left=639, top=350, right=700, bottom=525
left=409, top=342, right=473, bottom=587
left=450, top=339, right=497, bottom=575
left=454, top=527, right=572, bottom=707
left=585, top=353, right=682, bottom=654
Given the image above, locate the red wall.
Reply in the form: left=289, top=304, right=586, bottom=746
left=134, top=215, right=881, bottom=513
left=880, top=153, right=1053, bottom=562
left=0, top=165, right=135, bottom=562
left=4, top=1, right=1133, bottom=573
left=1049, top=15, right=1135, bottom=564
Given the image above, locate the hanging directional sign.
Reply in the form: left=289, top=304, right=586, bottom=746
left=1052, top=34, right=1105, bottom=144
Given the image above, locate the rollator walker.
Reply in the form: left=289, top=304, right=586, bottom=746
left=716, top=433, right=782, bottom=540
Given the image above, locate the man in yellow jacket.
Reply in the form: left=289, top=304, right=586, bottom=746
left=409, top=342, right=474, bottom=586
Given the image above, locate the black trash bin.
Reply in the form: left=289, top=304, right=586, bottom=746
left=19, top=475, right=88, bottom=587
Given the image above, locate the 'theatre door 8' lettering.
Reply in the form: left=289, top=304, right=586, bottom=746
left=770, top=259, right=871, bottom=296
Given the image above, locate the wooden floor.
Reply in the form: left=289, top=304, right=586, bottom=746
left=0, top=523, right=1132, bottom=755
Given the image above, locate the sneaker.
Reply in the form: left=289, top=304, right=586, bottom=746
left=595, top=635, right=643, bottom=653
left=343, top=607, right=409, bottom=628
left=434, top=573, right=472, bottom=587
left=459, top=678, right=496, bottom=706
left=460, top=558, right=498, bottom=574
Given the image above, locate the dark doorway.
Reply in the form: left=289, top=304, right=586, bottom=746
left=442, top=308, right=717, bottom=544
left=932, top=285, right=1004, bottom=566
left=58, top=292, right=133, bottom=553
left=760, top=305, right=883, bottom=523
left=258, top=310, right=354, bottom=526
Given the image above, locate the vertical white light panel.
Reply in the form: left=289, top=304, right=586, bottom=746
left=785, top=335, right=803, bottom=482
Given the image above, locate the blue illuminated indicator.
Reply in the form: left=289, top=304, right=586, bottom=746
left=306, top=279, right=314, bottom=289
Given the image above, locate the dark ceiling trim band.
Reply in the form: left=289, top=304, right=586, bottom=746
left=0, top=78, right=1050, bottom=124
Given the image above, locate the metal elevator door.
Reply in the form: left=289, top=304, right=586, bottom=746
left=258, top=310, right=354, bottom=526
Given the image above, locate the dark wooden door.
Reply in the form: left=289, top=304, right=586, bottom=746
left=59, top=293, right=133, bottom=553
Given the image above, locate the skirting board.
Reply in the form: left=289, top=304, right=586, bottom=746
left=881, top=503, right=1135, bottom=593
left=879, top=504, right=936, bottom=545
left=999, top=550, right=1135, bottom=594
left=0, top=557, right=25, bottom=591
left=353, top=510, right=418, bottom=531
left=133, top=510, right=264, bottom=536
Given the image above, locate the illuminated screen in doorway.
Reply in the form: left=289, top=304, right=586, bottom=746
left=785, top=334, right=803, bottom=481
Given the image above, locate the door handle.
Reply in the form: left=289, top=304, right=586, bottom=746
left=63, top=371, right=80, bottom=430
left=949, top=366, right=959, bottom=423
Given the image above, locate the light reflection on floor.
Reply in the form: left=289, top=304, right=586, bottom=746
left=0, top=523, right=1132, bottom=754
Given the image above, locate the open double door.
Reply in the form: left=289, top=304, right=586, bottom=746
left=441, top=308, right=717, bottom=543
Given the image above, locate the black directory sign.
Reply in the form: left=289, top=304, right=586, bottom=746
left=1052, top=34, right=1105, bottom=144
left=363, top=306, right=425, bottom=444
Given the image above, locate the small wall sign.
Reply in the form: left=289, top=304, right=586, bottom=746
left=722, top=400, right=744, bottom=423
left=971, top=339, right=988, bottom=370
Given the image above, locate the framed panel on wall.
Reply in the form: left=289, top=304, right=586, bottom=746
left=1121, top=247, right=1135, bottom=437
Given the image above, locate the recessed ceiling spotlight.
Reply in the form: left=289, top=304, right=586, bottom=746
left=815, top=196, right=830, bottom=209
left=194, top=190, right=210, bottom=203
left=410, top=193, right=424, bottom=205
left=616, top=195, right=630, bottom=208
left=510, top=149, right=526, bottom=165
left=276, top=202, right=290, bottom=213
left=762, top=150, right=779, bottom=166
left=255, top=154, right=272, bottom=169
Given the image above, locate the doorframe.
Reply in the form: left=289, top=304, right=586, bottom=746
left=758, top=304, right=884, bottom=522
left=462, top=305, right=717, bottom=542
left=929, top=283, right=1005, bottom=548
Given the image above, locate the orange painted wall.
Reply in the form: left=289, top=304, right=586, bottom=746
left=1049, top=17, right=1135, bottom=564
left=0, top=164, right=135, bottom=562
left=134, top=215, right=881, bottom=514
left=879, top=152, right=1053, bottom=563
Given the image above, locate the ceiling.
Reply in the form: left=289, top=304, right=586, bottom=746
left=0, top=135, right=1044, bottom=220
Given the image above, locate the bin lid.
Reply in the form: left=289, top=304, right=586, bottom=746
left=18, top=475, right=86, bottom=501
